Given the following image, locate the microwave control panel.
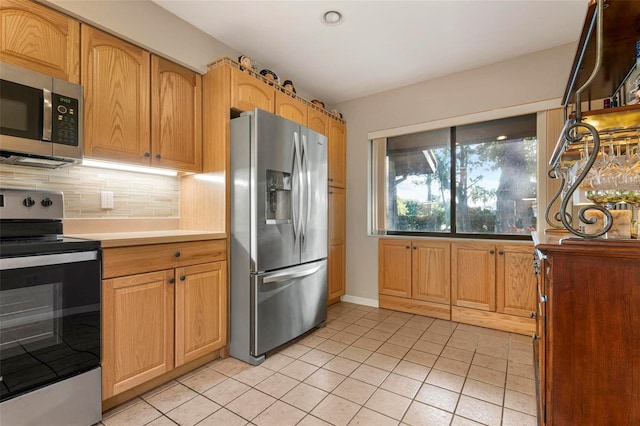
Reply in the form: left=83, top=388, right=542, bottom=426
left=52, top=94, right=79, bottom=146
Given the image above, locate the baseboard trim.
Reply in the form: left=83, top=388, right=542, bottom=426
left=340, top=294, right=379, bottom=308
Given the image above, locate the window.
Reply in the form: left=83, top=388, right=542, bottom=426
left=371, top=114, right=537, bottom=238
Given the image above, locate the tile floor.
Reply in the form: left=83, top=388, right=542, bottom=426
left=100, top=302, right=537, bottom=426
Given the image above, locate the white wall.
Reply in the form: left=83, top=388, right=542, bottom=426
left=42, top=0, right=239, bottom=72
left=333, top=42, right=577, bottom=303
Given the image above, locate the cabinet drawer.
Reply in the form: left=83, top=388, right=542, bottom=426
left=103, top=240, right=226, bottom=278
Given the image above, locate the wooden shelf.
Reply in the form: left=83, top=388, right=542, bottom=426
left=562, top=0, right=640, bottom=106
left=581, top=104, right=640, bottom=129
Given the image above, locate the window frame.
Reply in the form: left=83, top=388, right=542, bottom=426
left=371, top=114, right=541, bottom=241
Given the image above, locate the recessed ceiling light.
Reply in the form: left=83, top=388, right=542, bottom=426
left=322, top=10, right=344, bottom=26
left=497, top=135, right=508, bottom=141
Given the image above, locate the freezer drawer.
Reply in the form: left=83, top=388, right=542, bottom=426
left=251, top=260, right=327, bottom=356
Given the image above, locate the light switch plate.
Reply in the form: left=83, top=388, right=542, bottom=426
left=101, top=191, right=114, bottom=209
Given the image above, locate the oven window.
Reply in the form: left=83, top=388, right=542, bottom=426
left=0, top=258, right=100, bottom=401
left=0, top=80, right=43, bottom=140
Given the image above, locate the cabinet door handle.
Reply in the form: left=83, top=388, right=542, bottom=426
left=413, top=246, right=417, bottom=250
left=180, top=275, right=186, bottom=281
left=490, top=250, right=495, bottom=254
left=144, top=152, right=151, bottom=158
left=405, top=246, right=410, bottom=249
left=155, top=154, right=161, bottom=159
left=532, top=333, right=540, bottom=341
left=529, top=312, right=536, bottom=319
left=498, top=251, right=504, bottom=255
left=174, top=251, right=181, bottom=258
left=168, top=277, right=175, bottom=284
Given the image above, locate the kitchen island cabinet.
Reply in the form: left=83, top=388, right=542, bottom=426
left=0, top=0, right=80, bottom=82
left=101, top=238, right=227, bottom=407
left=534, top=234, right=640, bottom=425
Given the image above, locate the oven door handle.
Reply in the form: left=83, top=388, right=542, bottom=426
left=0, top=251, right=98, bottom=270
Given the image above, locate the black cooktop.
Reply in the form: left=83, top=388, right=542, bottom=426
left=0, top=236, right=101, bottom=258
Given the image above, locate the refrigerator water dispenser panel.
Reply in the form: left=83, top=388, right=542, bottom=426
left=266, top=169, right=292, bottom=224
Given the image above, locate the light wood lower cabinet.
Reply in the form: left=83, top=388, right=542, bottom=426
left=378, top=238, right=536, bottom=333
left=101, top=240, right=227, bottom=400
left=378, top=239, right=451, bottom=320
left=451, top=241, right=536, bottom=334
left=328, top=187, right=346, bottom=304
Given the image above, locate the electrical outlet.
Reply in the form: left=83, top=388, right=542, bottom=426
left=101, top=191, right=114, bottom=209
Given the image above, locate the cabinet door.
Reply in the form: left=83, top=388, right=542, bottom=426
left=151, top=55, right=202, bottom=172
left=102, top=270, right=174, bottom=399
left=328, top=187, right=346, bottom=302
left=0, top=0, right=79, bottom=82
left=308, top=108, right=329, bottom=136
left=452, top=242, right=496, bottom=311
left=230, top=67, right=274, bottom=112
left=378, top=239, right=412, bottom=298
left=328, top=243, right=346, bottom=302
left=412, top=240, right=450, bottom=305
left=82, top=25, right=150, bottom=164
left=275, top=91, right=307, bottom=126
left=175, top=261, right=227, bottom=367
left=328, top=119, right=346, bottom=188
left=496, top=244, right=536, bottom=317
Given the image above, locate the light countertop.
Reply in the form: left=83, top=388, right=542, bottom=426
left=69, top=230, right=226, bottom=248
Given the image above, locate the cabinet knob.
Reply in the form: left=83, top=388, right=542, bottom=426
left=405, top=246, right=410, bottom=249
left=155, top=154, right=161, bottom=159
left=168, top=277, right=175, bottom=284
left=174, top=251, right=181, bottom=258
left=328, top=178, right=334, bottom=181
left=498, top=251, right=504, bottom=255
left=413, top=246, right=417, bottom=250
left=144, top=152, right=151, bottom=158
left=489, top=250, right=495, bottom=254
left=180, top=275, right=186, bottom=281
left=532, top=333, right=540, bottom=341
left=529, top=312, right=536, bottom=319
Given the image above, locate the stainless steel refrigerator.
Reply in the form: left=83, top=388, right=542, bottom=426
left=230, top=108, right=328, bottom=365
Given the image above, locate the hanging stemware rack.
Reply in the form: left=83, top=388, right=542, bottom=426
left=545, top=0, right=640, bottom=238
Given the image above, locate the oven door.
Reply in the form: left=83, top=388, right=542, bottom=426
left=0, top=250, right=101, bottom=402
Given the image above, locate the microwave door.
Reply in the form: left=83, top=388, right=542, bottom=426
left=0, top=79, right=52, bottom=157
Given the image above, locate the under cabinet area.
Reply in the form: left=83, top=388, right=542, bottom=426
left=378, top=239, right=451, bottom=320
left=101, top=238, right=227, bottom=402
left=378, top=238, right=536, bottom=334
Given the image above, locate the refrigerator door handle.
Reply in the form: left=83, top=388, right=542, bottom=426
left=302, top=134, right=311, bottom=250
left=262, top=263, right=323, bottom=284
left=292, top=132, right=302, bottom=240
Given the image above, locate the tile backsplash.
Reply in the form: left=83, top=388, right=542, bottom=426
left=0, top=164, right=179, bottom=218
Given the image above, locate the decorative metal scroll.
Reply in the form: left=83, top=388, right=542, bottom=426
left=547, top=120, right=612, bottom=238
left=545, top=0, right=612, bottom=238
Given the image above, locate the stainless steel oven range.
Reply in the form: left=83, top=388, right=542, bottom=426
left=0, top=188, right=102, bottom=426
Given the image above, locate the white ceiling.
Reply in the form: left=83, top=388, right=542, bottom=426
left=152, top=0, right=589, bottom=106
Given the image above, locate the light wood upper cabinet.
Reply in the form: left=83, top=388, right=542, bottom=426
left=328, top=187, right=346, bottom=303
left=412, top=240, right=450, bottom=305
left=151, top=55, right=202, bottom=172
left=307, top=108, right=329, bottom=136
left=328, top=119, right=346, bottom=188
left=496, top=244, right=536, bottom=317
left=230, top=67, right=274, bottom=112
left=0, top=0, right=80, bottom=82
left=102, top=269, right=174, bottom=399
left=451, top=242, right=496, bottom=311
left=378, top=239, right=412, bottom=298
left=82, top=25, right=150, bottom=164
left=275, top=91, right=307, bottom=126
left=175, top=261, right=227, bottom=367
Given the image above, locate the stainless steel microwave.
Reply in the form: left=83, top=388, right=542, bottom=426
left=0, top=62, right=83, bottom=168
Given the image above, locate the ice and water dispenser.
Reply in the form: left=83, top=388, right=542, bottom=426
left=266, top=169, right=291, bottom=224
